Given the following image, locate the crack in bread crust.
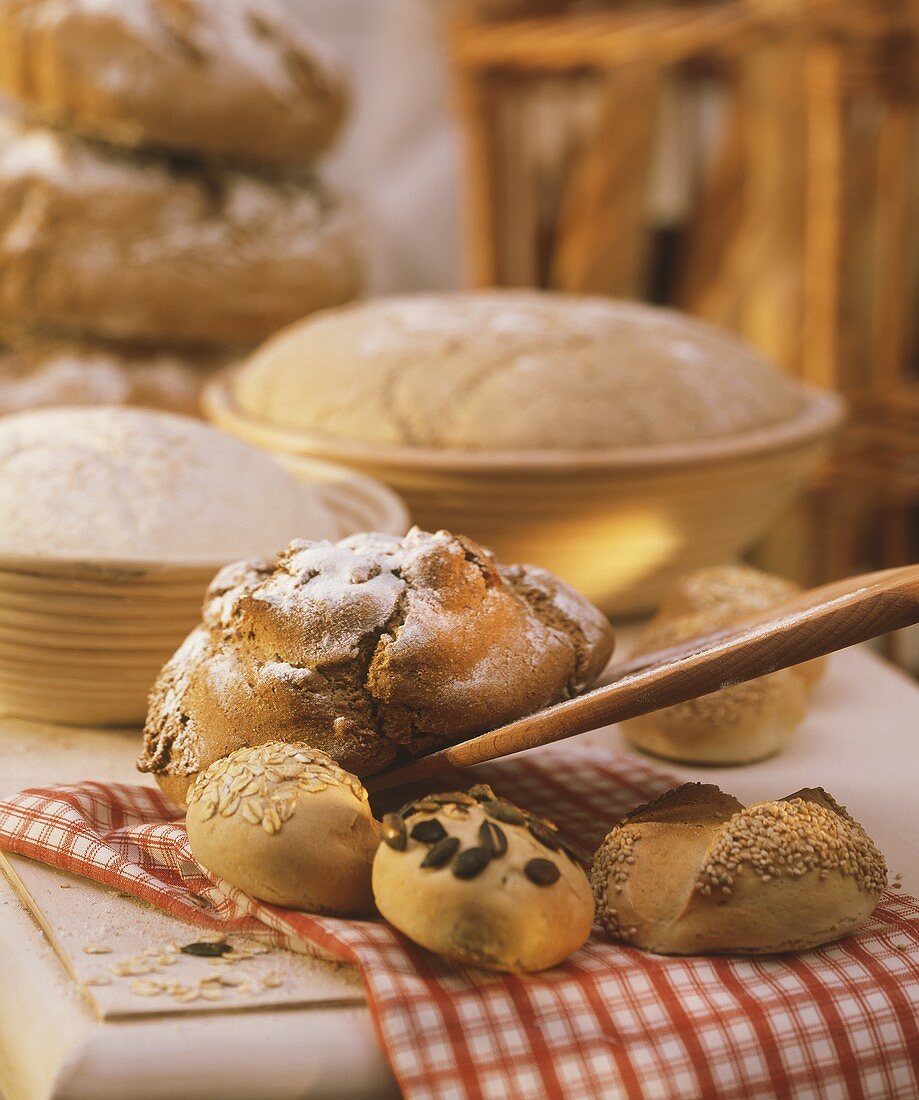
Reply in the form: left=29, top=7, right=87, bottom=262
left=138, top=528, right=614, bottom=788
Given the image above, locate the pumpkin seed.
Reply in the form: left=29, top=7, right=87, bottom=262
left=528, top=821, right=561, bottom=851
left=524, top=858, right=561, bottom=886
left=421, top=836, right=460, bottom=869
left=410, top=818, right=447, bottom=845
left=483, top=800, right=526, bottom=827
left=181, top=942, right=232, bottom=958
left=381, top=813, right=407, bottom=851
left=468, top=784, right=495, bottom=803
left=479, top=820, right=508, bottom=857
left=452, top=846, right=492, bottom=880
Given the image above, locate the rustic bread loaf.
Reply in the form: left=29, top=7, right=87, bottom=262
left=0, top=114, right=361, bottom=344
left=0, top=406, right=339, bottom=563
left=185, top=742, right=378, bottom=915
left=622, top=565, right=825, bottom=764
left=0, top=331, right=231, bottom=417
left=139, top=528, right=615, bottom=803
left=233, top=291, right=807, bottom=450
left=590, top=783, right=887, bottom=954
left=0, top=0, right=347, bottom=164
left=373, top=784, right=594, bottom=972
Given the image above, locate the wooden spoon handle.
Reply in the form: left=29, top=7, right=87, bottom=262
left=367, top=565, right=919, bottom=792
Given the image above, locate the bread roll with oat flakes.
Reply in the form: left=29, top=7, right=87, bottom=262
left=185, top=741, right=378, bottom=915
left=139, top=528, right=614, bottom=804
left=0, top=0, right=347, bottom=165
left=373, top=784, right=594, bottom=972
left=622, top=565, right=826, bottom=764
left=590, top=783, right=887, bottom=955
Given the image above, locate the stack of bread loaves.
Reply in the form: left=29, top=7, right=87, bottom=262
left=0, top=0, right=362, bottom=417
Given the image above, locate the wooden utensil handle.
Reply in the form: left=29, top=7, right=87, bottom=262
left=368, top=565, right=919, bottom=791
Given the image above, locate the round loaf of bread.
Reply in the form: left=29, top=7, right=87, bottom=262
left=621, top=565, right=825, bottom=764
left=0, top=114, right=361, bottom=345
left=0, top=406, right=340, bottom=563
left=590, top=783, right=887, bottom=954
left=0, top=331, right=230, bottom=417
left=373, top=784, right=594, bottom=972
left=185, top=742, right=378, bottom=915
left=138, top=528, right=614, bottom=803
left=0, top=0, right=347, bottom=164
left=233, top=291, right=807, bottom=450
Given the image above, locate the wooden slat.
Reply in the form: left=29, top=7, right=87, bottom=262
left=552, top=62, right=663, bottom=295
left=802, top=39, right=846, bottom=389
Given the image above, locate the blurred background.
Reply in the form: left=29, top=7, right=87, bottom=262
left=297, top=0, right=919, bottom=668
left=0, top=0, right=916, bottom=671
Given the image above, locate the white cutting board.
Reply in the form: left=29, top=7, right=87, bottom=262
left=1, top=854, right=363, bottom=1020
left=0, top=714, right=396, bottom=1100
left=0, top=713, right=364, bottom=1021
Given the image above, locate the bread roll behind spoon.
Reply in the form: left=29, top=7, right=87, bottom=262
left=655, top=564, right=826, bottom=689
left=623, top=565, right=825, bottom=764
left=590, top=783, right=887, bottom=955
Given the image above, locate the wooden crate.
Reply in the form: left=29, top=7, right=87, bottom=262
left=449, top=0, right=919, bottom=663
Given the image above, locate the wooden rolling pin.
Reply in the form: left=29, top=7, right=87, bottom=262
left=367, top=565, right=919, bottom=791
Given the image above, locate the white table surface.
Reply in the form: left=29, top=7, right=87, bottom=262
left=1, top=640, right=917, bottom=1100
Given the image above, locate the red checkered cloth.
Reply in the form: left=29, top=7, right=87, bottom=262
left=2, top=745, right=918, bottom=1100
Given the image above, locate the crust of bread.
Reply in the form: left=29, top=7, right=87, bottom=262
left=373, top=790, right=594, bottom=972
left=0, top=329, right=232, bottom=417
left=591, top=783, right=887, bottom=955
left=139, top=529, right=615, bottom=795
left=185, top=742, right=378, bottom=915
left=232, top=292, right=807, bottom=450
left=0, top=0, right=347, bottom=165
left=0, top=405, right=339, bottom=563
left=0, top=115, right=361, bottom=344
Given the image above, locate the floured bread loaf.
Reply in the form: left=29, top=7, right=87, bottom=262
left=139, top=528, right=615, bottom=803
left=0, top=332, right=231, bottom=417
left=0, top=0, right=347, bottom=164
left=0, top=114, right=361, bottom=344
left=234, top=291, right=807, bottom=449
left=591, top=783, right=887, bottom=954
left=0, top=406, right=339, bottom=563
left=622, top=565, right=826, bottom=764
